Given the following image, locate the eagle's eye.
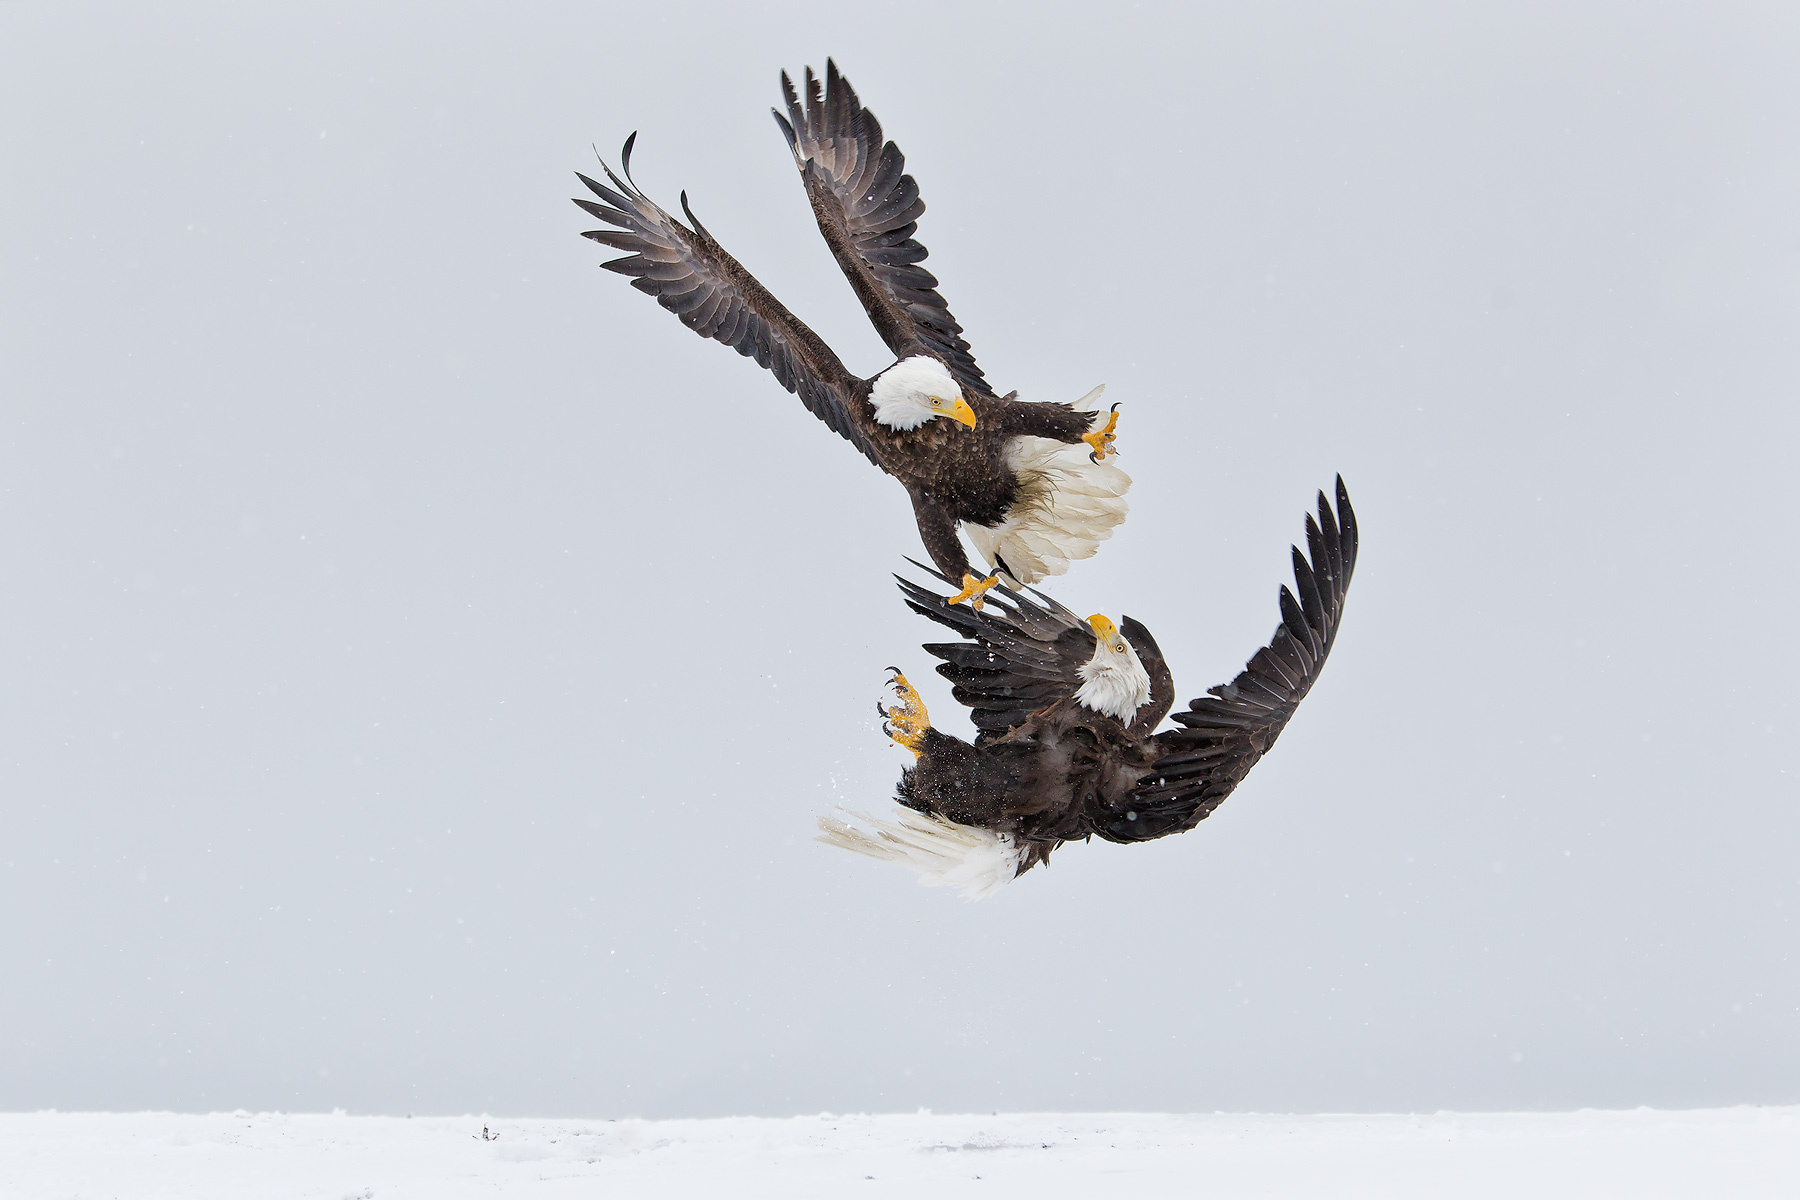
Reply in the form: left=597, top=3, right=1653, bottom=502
left=1114, top=642, right=1127, bottom=653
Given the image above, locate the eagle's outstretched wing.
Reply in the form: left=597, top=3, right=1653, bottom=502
left=773, top=61, right=989, bottom=400
left=897, top=563, right=1092, bottom=745
left=1117, top=478, right=1359, bottom=843
left=574, top=137, right=881, bottom=466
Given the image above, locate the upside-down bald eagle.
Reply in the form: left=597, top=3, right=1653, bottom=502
left=818, top=478, right=1358, bottom=898
left=574, top=61, right=1129, bottom=608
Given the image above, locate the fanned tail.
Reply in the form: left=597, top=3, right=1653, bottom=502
left=816, top=807, right=1022, bottom=901
left=965, top=387, right=1131, bottom=587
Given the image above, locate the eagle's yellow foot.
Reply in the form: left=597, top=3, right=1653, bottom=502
left=946, top=572, right=1000, bottom=612
left=878, top=669, right=930, bottom=754
left=1082, top=404, right=1121, bottom=462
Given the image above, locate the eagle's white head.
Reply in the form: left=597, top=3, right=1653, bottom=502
left=1073, top=614, right=1151, bottom=721
left=869, top=355, right=978, bottom=431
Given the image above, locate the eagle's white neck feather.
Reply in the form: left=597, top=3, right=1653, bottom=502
left=870, top=356, right=960, bottom=431
left=963, top=387, right=1131, bottom=586
left=816, top=807, right=1021, bottom=900
left=1073, top=637, right=1151, bottom=721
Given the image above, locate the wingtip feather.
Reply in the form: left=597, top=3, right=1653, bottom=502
left=771, top=106, right=798, bottom=151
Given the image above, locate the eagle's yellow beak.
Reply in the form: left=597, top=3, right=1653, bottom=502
left=947, top=397, right=977, bottom=429
left=1087, top=614, right=1119, bottom=640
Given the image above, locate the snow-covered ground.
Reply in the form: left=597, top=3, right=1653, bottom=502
left=4, top=1107, right=1797, bottom=1198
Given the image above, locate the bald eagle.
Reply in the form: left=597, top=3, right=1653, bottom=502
left=573, top=61, right=1129, bottom=608
left=818, top=478, right=1358, bottom=898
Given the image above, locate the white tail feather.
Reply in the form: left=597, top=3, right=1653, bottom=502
left=964, top=387, right=1131, bottom=587
left=816, top=807, right=1022, bottom=900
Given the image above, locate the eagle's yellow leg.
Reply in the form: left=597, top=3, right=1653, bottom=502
left=946, top=572, right=1000, bottom=611
left=878, top=669, right=931, bottom=755
left=1082, top=406, right=1121, bottom=461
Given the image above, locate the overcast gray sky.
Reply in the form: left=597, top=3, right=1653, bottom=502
left=3, top=1, right=1796, bottom=1118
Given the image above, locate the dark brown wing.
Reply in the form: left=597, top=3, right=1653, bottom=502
left=897, top=562, right=1092, bottom=745
left=574, top=136, right=881, bottom=466
left=772, top=61, right=989, bottom=399
left=1119, top=478, right=1359, bottom=843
